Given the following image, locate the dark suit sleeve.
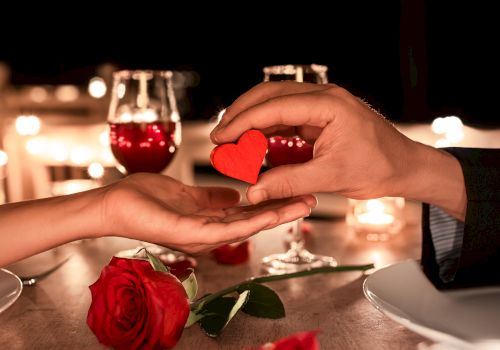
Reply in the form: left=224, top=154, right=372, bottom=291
left=421, top=147, right=500, bottom=289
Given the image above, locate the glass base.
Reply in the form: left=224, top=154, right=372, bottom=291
left=262, top=249, right=337, bottom=274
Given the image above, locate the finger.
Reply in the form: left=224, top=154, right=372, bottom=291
left=210, top=82, right=331, bottom=142
left=189, top=186, right=241, bottom=209
left=222, top=201, right=311, bottom=226
left=259, top=200, right=312, bottom=230
left=223, top=81, right=330, bottom=122
left=227, top=200, right=313, bottom=239
left=222, top=194, right=317, bottom=215
left=212, top=92, right=336, bottom=144
left=222, top=195, right=316, bottom=220
left=247, top=161, right=322, bottom=204
left=202, top=201, right=311, bottom=244
left=200, top=211, right=278, bottom=244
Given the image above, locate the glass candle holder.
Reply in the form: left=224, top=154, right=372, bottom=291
left=346, top=197, right=405, bottom=241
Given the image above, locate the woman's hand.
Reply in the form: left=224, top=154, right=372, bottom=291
left=0, top=173, right=315, bottom=266
left=210, top=81, right=466, bottom=220
left=101, top=173, right=316, bottom=254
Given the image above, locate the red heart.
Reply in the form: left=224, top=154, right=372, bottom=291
left=210, top=130, right=268, bottom=184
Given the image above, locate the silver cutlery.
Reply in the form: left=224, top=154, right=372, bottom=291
left=19, top=256, right=72, bottom=286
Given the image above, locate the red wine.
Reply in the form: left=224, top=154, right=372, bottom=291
left=109, top=121, right=178, bottom=173
left=266, top=136, right=313, bottom=167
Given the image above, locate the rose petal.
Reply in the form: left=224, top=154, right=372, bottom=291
left=248, top=330, right=321, bottom=350
left=141, top=268, right=190, bottom=349
left=212, top=240, right=251, bottom=265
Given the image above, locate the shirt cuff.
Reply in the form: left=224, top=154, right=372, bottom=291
left=429, top=205, right=465, bottom=283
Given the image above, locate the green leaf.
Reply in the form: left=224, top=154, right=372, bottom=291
left=182, top=269, right=198, bottom=301
left=184, top=310, right=205, bottom=328
left=237, top=283, right=285, bottom=319
left=227, top=290, right=250, bottom=324
left=143, top=249, right=169, bottom=273
left=193, top=264, right=374, bottom=311
left=198, top=297, right=235, bottom=337
left=198, top=291, right=250, bottom=337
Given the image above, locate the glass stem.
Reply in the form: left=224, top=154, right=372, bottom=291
left=289, top=218, right=305, bottom=253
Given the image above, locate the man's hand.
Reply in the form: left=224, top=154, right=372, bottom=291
left=211, top=81, right=418, bottom=201
left=210, top=81, right=466, bottom=220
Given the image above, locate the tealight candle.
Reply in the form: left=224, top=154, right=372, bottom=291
left=346, top=197, right=405, bottom=241
left=357, top=199, right=395, bottom=225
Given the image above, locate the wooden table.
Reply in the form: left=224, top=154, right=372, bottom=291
left=0, top=203, right=427, bottom=349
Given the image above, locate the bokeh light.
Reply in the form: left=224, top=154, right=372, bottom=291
left=88, top=162, right=105, bottom=179
left=0, top=150, right=8, bottom=166
left=88, top=77, right=107, bottom=98
left=15, top=115, right=41, bottom=136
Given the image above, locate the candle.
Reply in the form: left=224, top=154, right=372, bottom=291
left=346, top=197, right=405, bottom=241
left=357, top=199, right=395, bottom=225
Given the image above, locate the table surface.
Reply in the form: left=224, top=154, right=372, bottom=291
left=0, top=203, right=427, bottom=349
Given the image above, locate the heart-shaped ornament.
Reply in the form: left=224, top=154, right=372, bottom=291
left=210, top=130, right=268, bottom=184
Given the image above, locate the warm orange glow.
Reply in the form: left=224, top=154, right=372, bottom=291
left=88, top=77, right=107, bottom=98
left=70, top=147, right=92, bottom=165
left=49, top=141, right=69, bottom=162
left=357, top=199, right=395, bottom=225
left=88, top=162, right=105, bottom=179
left=0, top=150, right=8, bottom=166
left=16, top=115, right=41, bottom=136
left=55, top=85, right=79, bottom=102
left=30, top=86, right=48, bottom=102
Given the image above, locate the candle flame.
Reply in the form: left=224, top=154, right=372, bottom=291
left=358, top=199, right=395, bottom=225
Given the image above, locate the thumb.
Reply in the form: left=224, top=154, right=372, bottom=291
left=247, top=162, right=318, bottom=204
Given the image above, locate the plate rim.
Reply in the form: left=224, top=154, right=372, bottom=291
left=363, top=260, right=492, bottom=349
left=0, top=268, right=23, bottom=314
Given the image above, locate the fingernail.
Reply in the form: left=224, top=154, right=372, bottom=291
left=215, top=115, right=230, bottom=130
left=210, top=128, right=222, bottom=142
left=210, top=124, right=219, bottom=135
left=211, top=132, right=219, bottom=143
left=218, top=116, right=229, bottom=127
left=309, top=196, right=318, bottom=208
left=248, top=188, right=268, bottom=204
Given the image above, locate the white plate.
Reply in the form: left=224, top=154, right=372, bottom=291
left=364, top=260, right=500, bottom=350
left=0, top=268, right=23, bottom=314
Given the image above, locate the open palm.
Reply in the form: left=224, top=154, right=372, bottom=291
left=102, top=173, right=316, bottom=253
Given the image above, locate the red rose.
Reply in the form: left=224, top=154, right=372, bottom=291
left=87, top=257, right=190, bottom=350
left=248, top=330, right=320, bottom=350
left=212, top=240, right=251, bottom=264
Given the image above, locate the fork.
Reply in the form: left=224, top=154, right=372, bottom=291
left=19, top=256, right=72, bottom=286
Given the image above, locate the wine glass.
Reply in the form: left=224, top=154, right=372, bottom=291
left=108, top=70, right=181, bottom=174
left=108, top=70, right=182, bottom=259
left=261, top=64, right=337, bottom=273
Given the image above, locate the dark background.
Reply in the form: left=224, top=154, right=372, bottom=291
left=1, top=1, right=498, bottom=126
